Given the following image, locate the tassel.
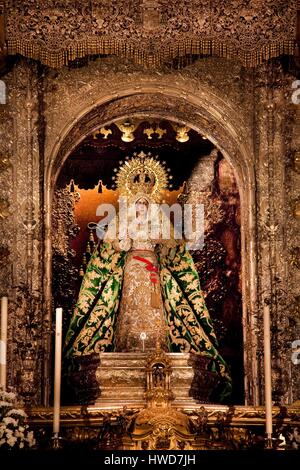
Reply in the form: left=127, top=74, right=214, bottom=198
left=89, top=229, right=94, bottom=242
left=79, top=265, right=84, bottom=277
left=151, top=285, right=160, bottom=309
left=70, top=179, right=75, bottom=193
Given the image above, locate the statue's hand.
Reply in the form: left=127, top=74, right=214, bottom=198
left=113, top=238, right=132, bottom=252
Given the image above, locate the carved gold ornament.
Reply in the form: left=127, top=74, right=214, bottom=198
left=173, top=124, right=190, bottom=143
left=290, top=248, right=300, bottom=270
left=294, top=201, right=300, bottom=220
left=294, top=152, right=300, bottom=174
left=0, top=198, right=9, bottom=219
left=93, top=127, right=112, bottom=140
left=0, top=155, right=10, bottom=173
left=143, top=126, right=155, bottom=140
left=155, top=126, right=167, bottom=139
left=115, top=120, right=139, bottom=142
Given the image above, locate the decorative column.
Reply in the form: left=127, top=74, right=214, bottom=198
left=254, top=60, right=294, bottom=408
left=6, top=59, right=44, bottom=405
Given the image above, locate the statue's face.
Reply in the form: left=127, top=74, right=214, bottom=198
left=135, top=198, right=148, bottom=219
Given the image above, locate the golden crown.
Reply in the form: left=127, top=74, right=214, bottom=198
left=113, top=151, right=172, bottom=202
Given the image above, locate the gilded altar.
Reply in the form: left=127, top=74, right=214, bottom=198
left=26, top=403, right=300, bottom=450
left=25, top=347, right=300, bottom=450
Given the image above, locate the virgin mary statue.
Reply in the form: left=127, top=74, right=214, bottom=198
left=64, top=152, right=232, bottom=399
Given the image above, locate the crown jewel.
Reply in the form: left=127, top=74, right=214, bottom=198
left=114, top=151, right=171, bottom=202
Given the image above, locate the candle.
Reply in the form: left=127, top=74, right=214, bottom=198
left=53, top=308, right=63, bottom=436
left=263, top=302, right=273, bottom=447
left=140, top=332, right=146, bottom=352
left=0, top=296, right=8, bottom=390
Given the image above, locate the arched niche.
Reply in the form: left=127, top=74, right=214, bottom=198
left=44, top=87, right=257, bottom=405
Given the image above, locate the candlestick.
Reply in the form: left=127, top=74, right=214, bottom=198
left=263, top=301, right=273, bottom=449
left=53, top=308, right=62, bottom=438
left=0, top=296, right=8, bottom=390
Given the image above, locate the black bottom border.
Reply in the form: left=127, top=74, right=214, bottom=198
left=0, top=450, right=299, bottom=469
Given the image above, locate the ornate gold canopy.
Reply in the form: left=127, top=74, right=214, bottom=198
left=0, top=1, right=297, bottom=69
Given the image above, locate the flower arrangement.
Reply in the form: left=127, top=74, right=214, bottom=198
left=0, top=389, right=36, bottom=449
